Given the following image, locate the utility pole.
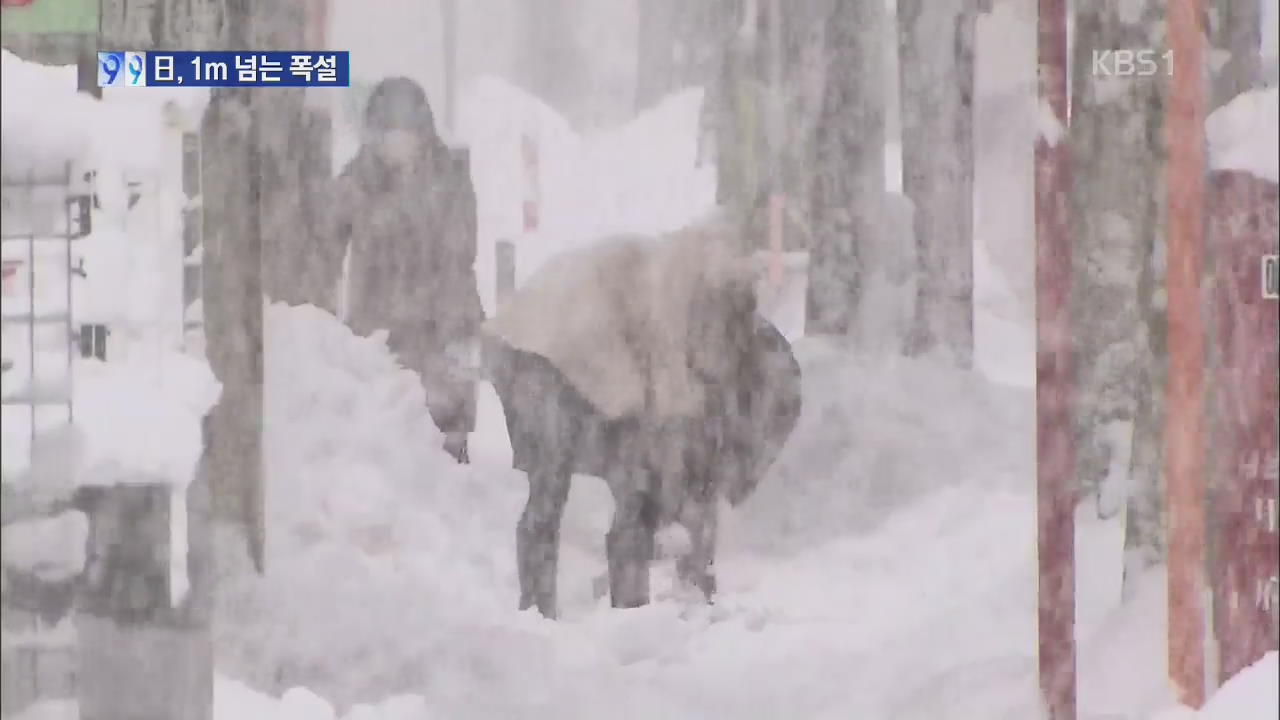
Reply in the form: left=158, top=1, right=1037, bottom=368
left=1165, top=0, right=1208, bottom=709
left=200, top=0, right=268, bottom=572
left=1035, top=0, right=1076, bottom=718
left=898, top=0, right=978, bottom=365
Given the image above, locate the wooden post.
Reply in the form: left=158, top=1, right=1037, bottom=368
left=75, top=482, right=212, bottom=720
left=1165, top=0, right=1208, bottom=708
left=495, top=239, right=515, bottom=309
left=1035, top=0, right=1076, bottom=718
left=200, top=0, right=266, bottom=571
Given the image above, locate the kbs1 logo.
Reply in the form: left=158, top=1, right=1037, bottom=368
left=1092, top=49, right=1173, bottom=77
left=98, top=51, right=148, bottom=87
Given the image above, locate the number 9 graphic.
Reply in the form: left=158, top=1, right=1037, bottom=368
left=127, top=53, right=144, bottom=86
left=98, top=52, right=123, bottom=87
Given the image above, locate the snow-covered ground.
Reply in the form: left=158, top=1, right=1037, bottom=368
left=6, top=8, right=1280, bottom=718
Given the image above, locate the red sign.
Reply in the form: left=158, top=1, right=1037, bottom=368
left=2, top=259, right=22, bottom=297
left=0, top=0, right=37, bottom=7
left=1208, top=169, right=1280, bottom=687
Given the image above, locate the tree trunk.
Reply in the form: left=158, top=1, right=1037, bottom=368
left=518, top=0, right=584, bottom=124
left=201, top=0, right=319, bottom=573
left=1209, top=0, right=1262, bottom=110
left=1036, top=1, right=1076, bottom=716
left=441, top=0, right=458, bottom=135
left=1068, top=3, right=1167, bottom=597
left=636, top=0, right=738, bottom=113
left=898, top=0, right=977, bottom=366
left=1164, top=0, right=1209, bottom=706
left=804, top=0, right=884, bottom=337
left=1107, top=2, right=1172, bottom=598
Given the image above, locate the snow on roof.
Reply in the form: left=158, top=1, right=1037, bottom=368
left=1, top=50, right=209, bottom=177
left=69, top=352, right=221, bottom=490
left=1206, top=86, right=1279, bottom=183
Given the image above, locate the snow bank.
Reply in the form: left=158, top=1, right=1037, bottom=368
left=13, top=678, right=433, bottom=720
left=184, top=300, right=1196, bottom=719
left=215, top=303, right=529, bottom=709
left=1206, top=86, right=1280, bottom=183
left=1197, top=652, right=1279, bottom=720
left=730, top=339, right=1033, bottom=553
left=209, top=302, right=1138, bottom=719
left=1153, top=653, right=1279, bottom=720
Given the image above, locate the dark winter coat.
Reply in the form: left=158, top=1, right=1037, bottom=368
left=482, top=227, right=802, bottom=616
left=488, top=310, right=801, bottom=511
left=314, top=77, right=484, bottom=434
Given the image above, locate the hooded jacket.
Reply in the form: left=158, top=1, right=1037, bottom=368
left=482, top=215, right=764, bottom=421
left=318, top=77, right=483, bottom=363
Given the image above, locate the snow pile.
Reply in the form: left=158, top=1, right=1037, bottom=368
left=210, top=307, right=1184, bottom=718
left=971, top=0, right=1039, bottom=389
left=14, top=679, right=432, bottom=720
left=215, top=303, right=530, bottom=709
left=1153, top=653, right=1279, bottom=720
left=730, top=338, right=1033, bottom=553
left=72, top=352, right=220, bottom=489
left=1195, top=652, right=1278, bottom=720
left=1206, top=86, right=1280, bottom=183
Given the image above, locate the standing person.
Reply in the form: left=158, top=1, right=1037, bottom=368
left=313, top=76, right=483, bottom=463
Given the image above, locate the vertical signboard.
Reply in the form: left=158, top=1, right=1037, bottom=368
left=1208, top=169, right=1280, bottom=685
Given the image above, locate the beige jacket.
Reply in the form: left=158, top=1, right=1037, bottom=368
left=483, top=216, right=760, bottom=420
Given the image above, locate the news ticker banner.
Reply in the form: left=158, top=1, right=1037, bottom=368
left=98, top=51, right=350, bottom=88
